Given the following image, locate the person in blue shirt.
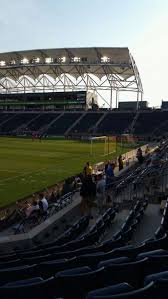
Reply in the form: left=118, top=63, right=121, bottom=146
left=105, top=162, right=115, bottom=186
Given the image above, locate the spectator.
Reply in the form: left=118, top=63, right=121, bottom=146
left=80, top=175, right=96, bottom=217
left=72, top=176, right=82, bottom=189
left=49, top=188, right=57, bottom=202
left=145, top=145, right=150, bottom=154
left=62, top=178, right=73, bottom=195
left=149, top=149, right=162, bottom=167
left=105, top=160, right=110, bottom=173
left=105, top=162, right=115, bottom=186
left=25, top=199, right=39, bottom=218
left=83, top=162, right=93, bottom=177
left=38, top=193, right=49, bottom=212
left=136, top=148, right=144, bottom=164
left=96, top=173, right=106, bottom=214
left=118, top=155, right=124, bottom=171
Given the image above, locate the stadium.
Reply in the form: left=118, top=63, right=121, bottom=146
left=0, top=44, right=168, bottom=299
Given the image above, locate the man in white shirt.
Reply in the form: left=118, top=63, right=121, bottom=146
left=96, top=174, right=106, bottom=214
left=39, top=193, right=48, bottom=212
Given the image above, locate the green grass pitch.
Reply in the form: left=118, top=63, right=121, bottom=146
left=0, top=137, right=134, bottom=208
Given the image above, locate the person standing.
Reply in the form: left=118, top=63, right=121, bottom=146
left=136, top=148, right=144, bottom=164
left=96, top=174, right=106, bottom=214
left=83, top=162, right=93, bottom=178
left=118, top=155, right=124, bottom=171
left=105, top=162, right=115, bottom=186
left=80, top=175, right=96, bottom=217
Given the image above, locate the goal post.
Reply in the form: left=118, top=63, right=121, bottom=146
left=90, top=136, right=117, bottom=156
left=118, top=134, right=138, bottom=149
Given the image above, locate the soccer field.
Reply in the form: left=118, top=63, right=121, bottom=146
left=0, top=137, right=134, bottom=208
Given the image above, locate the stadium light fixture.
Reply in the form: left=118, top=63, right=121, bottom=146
left=45, top=57, right=53, bottom=63
left=21, top=58, right=29, bottom=64
left=0, top=61, right=6, bottom=66
left=61, top=56, right=66, bottom=63
left=72, top=57, right=81, bottom=62
left=101, top=56, right=110, bottom=63
left=9, top=60, right=16, bottom=65
left=35, top=57, right=40, bottom=63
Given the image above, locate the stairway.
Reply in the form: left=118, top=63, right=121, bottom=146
left=64, top=112, right=86, bottom=136
left=92, top=112, right=107, bottom=134
left=41, top=112, right=64, bottom=135
left=128, top=111, right=140, bottom=134
left=13, top=113, right=41, bottom=134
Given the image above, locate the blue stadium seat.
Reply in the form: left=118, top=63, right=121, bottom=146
left=100, top=236, right=124, bottom=252
left=86, top=283, right=134, bottom=299
left=144, top=270, right=168, bottom=285
left=98, top=257, right=131, bottom=268
left=0, top=276, right=54, bottom=299
left=85, top=282, right=155, bottom=298
left=38, top=257, right=77, bottom=276
left=0, top=264, right=37, bottom=284
left=137, top=249, right=168, bottom=259
left=55, top=266, right=105, bottom=297
left=98, top=257, right=148, bottom=287
left=76, top=252, right=105, bottom=267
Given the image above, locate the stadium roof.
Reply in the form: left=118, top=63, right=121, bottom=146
left=0, top=47, right=143, bottom=108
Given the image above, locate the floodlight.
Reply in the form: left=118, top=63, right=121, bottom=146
left=61, top=56, right=66, bottom=62
left=9, top=60, right=16, bottom=65
left=101, top=56, right=110, bottom=63
left=21, top=58, right=29, bottom=64
left=73, top=57, right=80, bottom=62
left=0, top=61, right=6, bottom=66
left=45, top=57, right=53, bottom=63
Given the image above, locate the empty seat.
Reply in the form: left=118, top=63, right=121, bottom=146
left=98, top=257, right=148, bottom=287
left=55, top=266, right=105, bottom=297
left=100, top=236, right=124, bottom=252
left=0, top=276, right=54, bottom=299
left=86, top=283, right=134, bottom=299
left=85, top=282, right=155, bottom=298
left=98, top=257, right=131, bottom=268
left=0, top=264, right=37, bottom=284
left=76, top=252, right=105, bottom=267
left=38, top=257, right=77, bottom=276
left=137, top=249, right=168, bottom=259
left=144, top=270, right=168, bottom=285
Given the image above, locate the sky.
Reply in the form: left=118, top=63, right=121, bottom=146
left=0, top=0, right=168, bottom=107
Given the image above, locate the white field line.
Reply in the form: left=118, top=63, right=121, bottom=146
left=101, top=150, right=116, bottom=157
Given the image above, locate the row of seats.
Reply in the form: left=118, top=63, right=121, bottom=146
left=1, top=247, right=168, bottom=298
left=1, top=111, right=168, bottom=136
left=134, top=111, right=168, bottom=135
left=71, top=112, right=103, bottom=133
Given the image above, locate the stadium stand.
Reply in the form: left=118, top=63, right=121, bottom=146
left=24, top=113, right=59, bottom=132
left=46, top=112, right=82, bottom=136
left=96, top=112, right=135, bottom=135
left=0, top=110, right=168, bottom=137
left=70, top=112, right=103, bottom=134
left=1, top=47, right=168, bottom=298
left=134, top=110, right=168, bottom=135
left=0, top=139, right=168, bottom=298
left=0, top=113, right=37, bottom=135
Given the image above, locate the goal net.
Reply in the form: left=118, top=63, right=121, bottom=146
left=117, top=134, right=138, bottom=149
left=90, top=136, right=116, bottom=157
